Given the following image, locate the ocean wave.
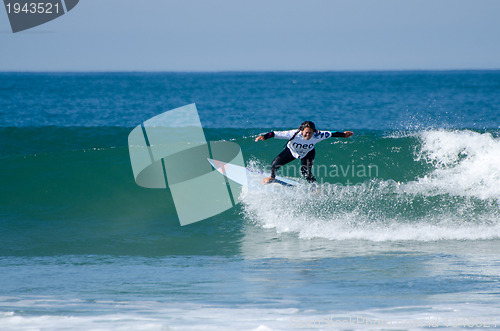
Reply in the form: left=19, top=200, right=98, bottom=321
left=1, top=127, right=499, bottom=253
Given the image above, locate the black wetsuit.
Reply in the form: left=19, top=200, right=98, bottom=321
left=261, top=130, right=346, bottom=183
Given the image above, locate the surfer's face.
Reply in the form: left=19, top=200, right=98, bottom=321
left=302, top=127, right=314, bottom=140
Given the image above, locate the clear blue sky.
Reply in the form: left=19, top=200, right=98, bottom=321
left=1, top=0, right=500, bottom=71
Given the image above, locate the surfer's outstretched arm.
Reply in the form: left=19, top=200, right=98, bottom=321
left=255, top=131, right=275, bottom=141
left=331, top=131, right=354, bottom=138
left=256, top=130, right=353, bottom=141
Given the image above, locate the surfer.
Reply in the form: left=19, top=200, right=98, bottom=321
left=255, top=121, right=353, bottom=184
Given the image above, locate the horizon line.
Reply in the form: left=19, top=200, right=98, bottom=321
left=1, top=68, right=500, bottom=74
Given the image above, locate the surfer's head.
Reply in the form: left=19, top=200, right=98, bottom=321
left=299, top=121, right=316, bottom=140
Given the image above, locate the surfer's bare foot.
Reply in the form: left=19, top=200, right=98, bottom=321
left=262, top=176, right=274, bottom=184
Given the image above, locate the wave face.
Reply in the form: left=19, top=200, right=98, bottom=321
left=242, top=129, right=500, bottom=242
left=2, top=127, right=498, bottom=256
left=0, top=127, right=248, bottom=256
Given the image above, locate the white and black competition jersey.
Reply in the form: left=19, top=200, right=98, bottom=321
left=270, top=130, right=337, bottom=159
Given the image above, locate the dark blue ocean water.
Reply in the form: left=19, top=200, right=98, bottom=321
left=1, top=71, right=499, bottom=129
left=0, top=72, right=499, bottom=330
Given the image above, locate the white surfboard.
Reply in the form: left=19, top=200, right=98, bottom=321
left=207, top=158, right=299, bottom=187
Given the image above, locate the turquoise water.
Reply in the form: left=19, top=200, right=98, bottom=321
left=1, top=72, right=500, bottom=330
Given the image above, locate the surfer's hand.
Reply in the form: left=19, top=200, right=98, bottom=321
left=344, top=131, right=354, bottom=138
left=255, top=136, right=265, bottom=142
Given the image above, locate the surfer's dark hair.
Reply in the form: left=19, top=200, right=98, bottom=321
left=298, top=121, right=317, bottom=132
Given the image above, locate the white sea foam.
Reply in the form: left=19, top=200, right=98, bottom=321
left=2, top=298, right=499, bottom=331
left=0, top=298, right=294, bottom=331
left=411, top=129, right=500, bottom=201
